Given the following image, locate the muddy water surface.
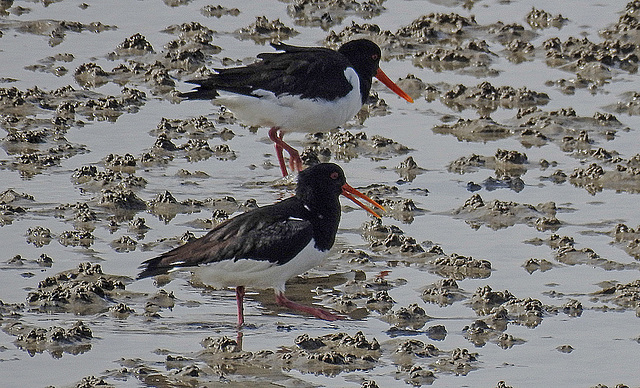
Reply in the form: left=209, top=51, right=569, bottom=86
left=1, top=0, right=640, bottom=387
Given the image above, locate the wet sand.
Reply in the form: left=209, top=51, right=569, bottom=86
left=1, top=0, right=640, bottom=387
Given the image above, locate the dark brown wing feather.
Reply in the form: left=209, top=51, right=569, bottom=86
left=137, top=197, right=314, bottom=279
left=180, top=44, right=353, bottom=101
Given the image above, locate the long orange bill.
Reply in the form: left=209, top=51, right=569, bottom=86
left=375, top=68, right=414, bottom=103
left=341, top=183, right=385, bottom=218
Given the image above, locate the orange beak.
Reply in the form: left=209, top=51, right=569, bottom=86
left=375, top=68, right=414, bottom=103
left=341, top=183, right=385, bottom=218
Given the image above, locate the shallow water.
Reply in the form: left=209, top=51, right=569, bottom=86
left=1, top=0, right=640, bottom=387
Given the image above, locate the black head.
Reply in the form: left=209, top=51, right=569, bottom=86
left=296, top=163, right=346, bottom=203
left=337, top=40, right=413, bottom=104
left=296, top=163, right=384, bottom=218
left=337, top=39, right=382, bottom=81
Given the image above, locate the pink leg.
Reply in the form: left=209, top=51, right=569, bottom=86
left=268, top=127, right=289, bottom=177
left=278, top=131, right=303, bottom=173
left=275, top=291, right=343, bottom=321
left=236, top=286, right=245, bottom=328
left=268, top=127, right=303, bottom=176
left=278, top=132, right=302, bottom=172
left=235, top=330, right=244, bottom=352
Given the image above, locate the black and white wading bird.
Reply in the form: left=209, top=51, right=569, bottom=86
left=138, top=163, right=384, bottom=326
left=180, top=39, right=413, bottom=176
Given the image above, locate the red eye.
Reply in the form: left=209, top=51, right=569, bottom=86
left=330, top=172, right=339, bottom=180
left=372, top=54, right=379, bottom=60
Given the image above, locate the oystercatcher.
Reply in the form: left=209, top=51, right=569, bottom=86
left=180, top=39, right=414, bottom=176
left=138, top=163, right=384, bottom=326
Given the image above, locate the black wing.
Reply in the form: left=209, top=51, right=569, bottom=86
left=180, top=43, right=354, bottom=101
left=137, top=197, right=314, bottom=279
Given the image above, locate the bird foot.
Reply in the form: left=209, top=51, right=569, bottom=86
left=288, top=150, right=303, bottom=174
left=269, top=127, right=304, bottom=176
left=275, top=292, right=344, bottom=321
left=309, top=307, right=343, bottom=321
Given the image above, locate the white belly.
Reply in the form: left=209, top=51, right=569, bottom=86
left=217, top=68, right=362, bottom=133
left=193, top=241, right=329, bottom=293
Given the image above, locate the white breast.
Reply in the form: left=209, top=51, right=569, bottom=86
left=216, top=68, right=362, bottom=133
left=193, top=241, right=329, bottom=293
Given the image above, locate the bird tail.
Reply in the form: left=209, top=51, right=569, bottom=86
left=137, top=256, right=172, bottom=279
left=178, top=87, right=219, bottom=100
left=178, top=78, right=221, bottom=100
left=268, top=41, right=318, bottom=53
